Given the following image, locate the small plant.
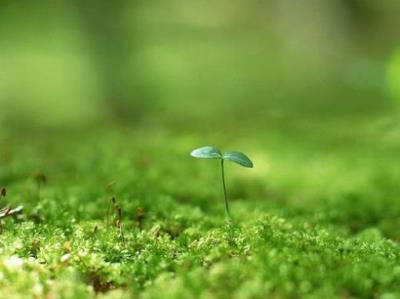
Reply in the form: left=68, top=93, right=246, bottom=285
left=190, top=146, right=253, bottom=219
left=106, top=197, right=125, bottom=244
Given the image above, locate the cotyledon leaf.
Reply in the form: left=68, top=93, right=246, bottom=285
left=223, top=151, right=253, bottom=168
left=190, top=146, right=223, bottom=159
left=190, top=146, right=253, bottom=218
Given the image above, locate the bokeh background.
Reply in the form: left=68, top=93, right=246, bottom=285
left=2, top=5, right=400, bottom=296
left=1, top=0, right=400, bottom=131
left=2, top=1, right=400, bottom=242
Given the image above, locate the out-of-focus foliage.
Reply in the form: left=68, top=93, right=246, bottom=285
left=1, top=0, right=400, bottom=127
left=387, top=49, right=400, bottom=106
left=1, top=129, right=400, bottom=298
left=1, top=2, right=400, bottom=297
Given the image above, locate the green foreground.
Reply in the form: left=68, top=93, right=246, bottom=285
left=0, top=120, right=400, bottom=299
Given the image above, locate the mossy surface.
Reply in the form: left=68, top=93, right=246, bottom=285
left=0, top=124, right=400, bottom=299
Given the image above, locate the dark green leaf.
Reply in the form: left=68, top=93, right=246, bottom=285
left=190, top=146, right=222, bottom=159
left=223, top=151, right=253, bottom=168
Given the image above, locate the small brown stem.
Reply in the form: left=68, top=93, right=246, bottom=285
left=0, top=205, right=23, bottom=219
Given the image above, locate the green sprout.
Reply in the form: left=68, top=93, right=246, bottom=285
left=191, top=146, right=253, bottom=219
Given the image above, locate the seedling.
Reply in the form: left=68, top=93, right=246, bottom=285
left=106, top=197, right=125, bottom=244
left=190, top=146, right=253, bottom=219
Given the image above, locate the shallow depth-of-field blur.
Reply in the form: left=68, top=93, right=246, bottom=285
left=1, top=1, right=400, bottom=298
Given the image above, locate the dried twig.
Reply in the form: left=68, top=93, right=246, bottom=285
left=0, top=205, right=23, bottom=219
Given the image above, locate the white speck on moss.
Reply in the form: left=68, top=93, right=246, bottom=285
left=60, top=253, right=71, bottom=263
left=33, top=283, right=44, bottom=296
left=3, top=255, right=24, bottom=271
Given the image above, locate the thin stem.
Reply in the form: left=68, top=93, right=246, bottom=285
left=221, top=159, right=230, bottom=219
left=117, top=207, right=125, bottom=245
left=106, top=199, right=111, bottom=228
left=38, top=182, right=41, bottom=200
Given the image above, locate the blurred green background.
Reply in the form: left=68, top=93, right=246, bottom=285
left=1, top=0, right=400, bottom=130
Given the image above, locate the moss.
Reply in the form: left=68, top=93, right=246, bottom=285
left=0, top=127, right=399, bottom=298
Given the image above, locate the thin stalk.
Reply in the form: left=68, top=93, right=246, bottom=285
left=221, top=159, right=230, bottom=219
left=117, top=207, right=125, bottom=245
left=106, top=198, right=112, bottom=228
left=106, top=197, right=116, bottom=229
left=38, top=182, right=41, bottom=201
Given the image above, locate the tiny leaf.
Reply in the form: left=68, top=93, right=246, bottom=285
left=223, top=151, right=253, bottom=168
left=190, top=146, right=222, bottom=159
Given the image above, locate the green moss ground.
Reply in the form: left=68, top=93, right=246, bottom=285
left=0, top=119, right=400, bottom=298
